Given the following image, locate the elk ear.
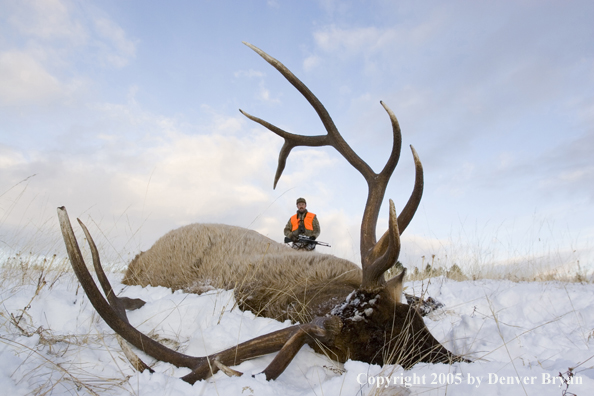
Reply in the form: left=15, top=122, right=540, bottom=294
left=385, top=268, right=406, bottom=304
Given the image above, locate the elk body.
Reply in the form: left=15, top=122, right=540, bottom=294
left=58, top=42, right=467, bottom=385
left=122, top=223, right=363, bottom=323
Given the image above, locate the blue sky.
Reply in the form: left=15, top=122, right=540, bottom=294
left=1, top=0, right=593, bottom=274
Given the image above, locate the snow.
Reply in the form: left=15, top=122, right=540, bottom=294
left=1, top=269, right=593, bottom=395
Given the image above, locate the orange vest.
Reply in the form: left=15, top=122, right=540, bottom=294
left=290, top=212, right=315, bottom=231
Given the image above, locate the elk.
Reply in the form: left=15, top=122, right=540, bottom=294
left=57, top=42, right=467, bottom=384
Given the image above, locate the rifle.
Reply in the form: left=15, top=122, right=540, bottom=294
left=284, top=235, right=331, bottom=247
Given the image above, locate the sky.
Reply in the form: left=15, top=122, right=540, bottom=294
left=1, top=0, right=593, bottom=274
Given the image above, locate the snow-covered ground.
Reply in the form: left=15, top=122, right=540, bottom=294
left=1, top=268, right=592, bottom=395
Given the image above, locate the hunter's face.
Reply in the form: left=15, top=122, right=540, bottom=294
left=297, top=202, right=307, bottom=212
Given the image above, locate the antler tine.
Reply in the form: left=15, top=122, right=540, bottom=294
left=397, top=145, right=424, bottom=232
left=180, top=324, right=302, bottom=383
left=238, top=109, right=327, bottom=188
left=76, top=218, right=128, bottom=321
left=378, top=101, right=402, bottom=179
left=76, top=217, right=154, bottom=372
left=362, top=199, right=401, bottom=288
left=260, top=316, right=341, bottom=380
left=182, top=315, right=343, bottom=383
left=358, top=101, right=404, bottom=262
left=370, top=145, right=424, bottom=267
left=57, top=207, right=201, bottom=369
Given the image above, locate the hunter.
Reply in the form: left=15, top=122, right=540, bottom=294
left=284, top=197, right=321, bottom=251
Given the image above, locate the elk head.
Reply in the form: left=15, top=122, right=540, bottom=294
left=57, top=42, right=467, bottom=384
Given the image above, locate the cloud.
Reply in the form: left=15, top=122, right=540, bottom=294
left=314, top=26, right=390, bottom=54
left=266, top=0, right=280, bottom=9
left=535, top=131, right=594, bottom=202
left=234, top=69, right=280, bottom=103
left=312, top=20, right=442, bottom=60
left=2, top=0, right=137, bottom=94
left=255, top=85, right=274, bottom=102
left=138, top=130, right=276, bottom=217
left=92, top=17, right=137, bottom=68
left=0, top=82, right=366, bottom=263
left=0, top=51, right=63, bottom=106
left=303, top=55, right=321, bottom=72
left=7, top=0, right=86, bottom=42
left=0, top=145, right=27, bottom=169
left=234, top=69, right=265, bottom=79
left=0, top=99, right=288, bottom=254
left=316, top=0, right=351, bottom=17
left=320, top=210, right=361, bottom=262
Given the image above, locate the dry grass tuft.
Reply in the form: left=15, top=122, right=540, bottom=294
left=385, top=256, right=592, bottom=284
left=0, top=256, right=137, bottom=396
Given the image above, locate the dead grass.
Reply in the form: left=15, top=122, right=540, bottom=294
left=0, top=253, right=141, bottom=395
left=385, top=256, right=592, bottom=284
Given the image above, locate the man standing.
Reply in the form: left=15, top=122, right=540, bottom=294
left=284, top=197, right=320, bottom=250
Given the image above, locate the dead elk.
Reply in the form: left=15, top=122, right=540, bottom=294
left=57, top=42, right=468, bottom=384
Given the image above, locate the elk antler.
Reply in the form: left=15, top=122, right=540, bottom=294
left=239, top=42, right=423, bottom=289
left=57, top=206, right=343, bottom=383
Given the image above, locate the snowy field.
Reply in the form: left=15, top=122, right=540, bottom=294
left=1, top=267, right=592, bottom=396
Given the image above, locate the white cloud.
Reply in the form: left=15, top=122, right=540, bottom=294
left=316, top=0, right=350, bottom=17
left=92, top=17, right=137, bottom=68
left=257, top=85, right=280, bottom=103
left=0, top=146, right=27, bottom=169
left=435, top=161, right=475, bottom=199
left=307, top=21, right=444, bottom=77
left=233, top=69, right=281, bottom=103
left=266, top=0, right=279, bottom=9
left=314, top=26, right=386, bottom=54
left=234, top=69, right=265, bottom=78
left=4, top=0, right=137, bottom=80
left=539, top=167, right=594, bottom=189
left=303, top=55, right=321, bottom=72
left=138, top=130, right=277, bottom=216
left=558, top=169, right=592, bottom=183
left=271, top=148, right=339, bottom=189
left=0, top=1, right=136, bottom=109
left=320, top=210, right=361, bottom=262
left=0, top=99, right=287, bottom=254
left=497, top=152, right=514, bottom=170
left=8, top=0, right=86, bottom=42
left=312, top=21, right=441, bottom=57
left=234, top=70, right=280, bottom=103
left=0, top=51, right=63, bottom=106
